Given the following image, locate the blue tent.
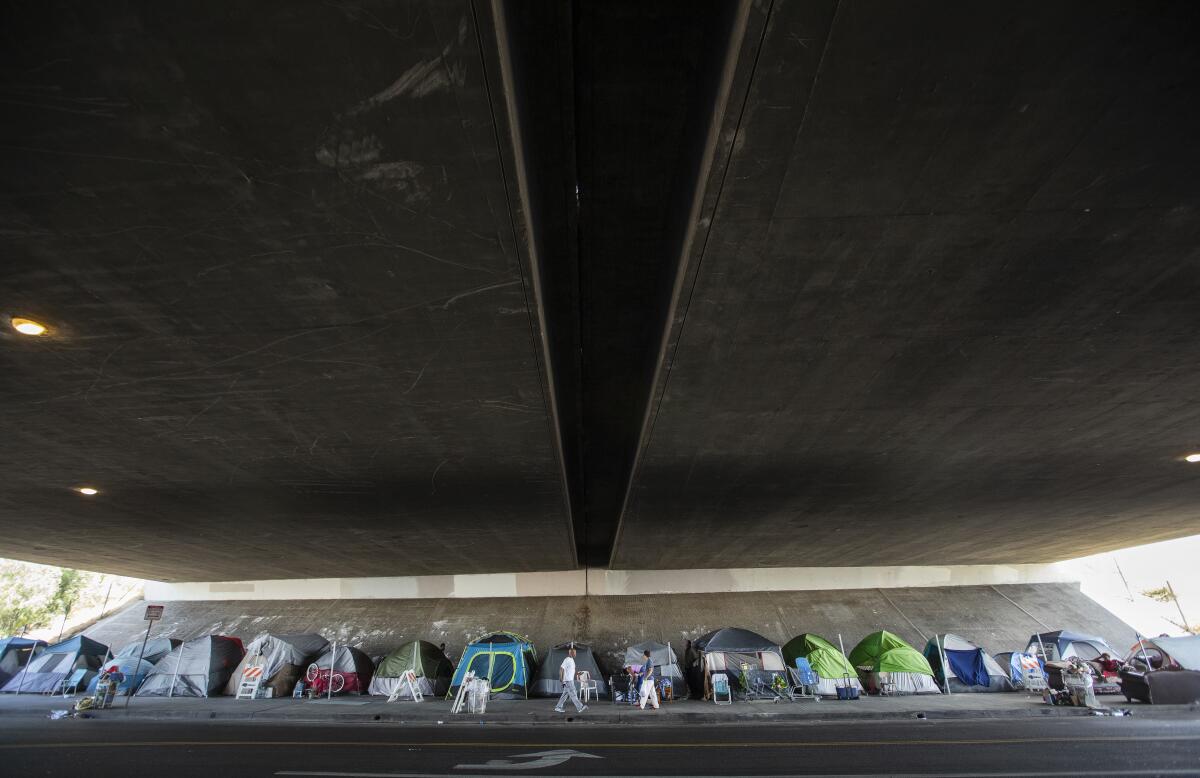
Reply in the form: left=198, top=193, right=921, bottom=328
left=447, top=631, right=537, bottom=700
left=923, top=634, right=1014, bottom=692
left=86, top=657, right=158, bottom=696
left=0, top=637, right=47, bottom=687
left=1026, top=631, right=1115, bottom=662
left=0, top=634, right=109, bottom=694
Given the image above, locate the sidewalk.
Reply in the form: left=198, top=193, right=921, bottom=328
left=1, top=692, right=1194, bottom=726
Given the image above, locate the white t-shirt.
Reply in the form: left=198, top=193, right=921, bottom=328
left=560, top=656, right=576, bottom=683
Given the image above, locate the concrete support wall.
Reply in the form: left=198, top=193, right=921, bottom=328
left=145, top=563, right=1073, bottom=601
left=91, top=582, right=1134, bottom=674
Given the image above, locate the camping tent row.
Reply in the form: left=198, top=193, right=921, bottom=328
left=0, top=635, right=109, bottom=694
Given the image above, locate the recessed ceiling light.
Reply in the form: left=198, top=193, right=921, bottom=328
left=1185, top=454, right=1200, bottom=463
left=76, top=487, right=99, bottom=496
left=11, top=317, right=47, bottom=336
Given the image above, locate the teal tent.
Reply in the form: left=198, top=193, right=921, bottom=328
left=447, top=631, right=536, bottom=700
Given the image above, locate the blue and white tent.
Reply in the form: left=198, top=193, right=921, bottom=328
left=447, top=632, right=537, bottom=700
left=0, top=635, right=108, bottom=694
left=0, top=637, right=46, bottom=687
left=923, top=634, right=1013, bottom=692
left=1026, top=630, right=1116, bottom=662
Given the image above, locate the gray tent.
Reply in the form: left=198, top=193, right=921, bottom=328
left=223, top=633, right=328, bottom=697
left=625, top=640, right=689, bottom=699
left=533, top=642, right=609, bottom=697
left=138, top=636, right=244, bottom=697
left=111, top=637, right=180, bottom=666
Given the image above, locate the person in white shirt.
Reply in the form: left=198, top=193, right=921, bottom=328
left=554, top=646, right=588, bottom=714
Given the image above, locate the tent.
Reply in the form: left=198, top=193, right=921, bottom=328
left=306, top=644, right=374, bottom=695
left=137, top=636, right=244, bottom=697
left=1026, top=630, right=1116, bottom=662
left=1124, top=636, right=1200, bottom=672
left=994, top=651, right=1045, bottom=687
left=1120, top=635, right=1200, bottom=704
left=923, top=634, right=1014, bottom=692
left=447, top=631, right=537, bottom=700
left=624, top=640, right=689, bottom=699
left=689, top=627, right=787, bottom=699
left=848, top=631, right=940, bottom=695
left=533, top=642, right=609, bottom=698
left=223, top=633, right=328, bottom=697
left=0, top=637, right=46, bottom=688
left=86, top=657, right=158, bottom=696
left=781, top=633, right=863, bottom=697
left=369, top=640, right=454, bottom=699
left=0, top=635, right=108, bottom=694
left=111, top=637, right=180, bottom=666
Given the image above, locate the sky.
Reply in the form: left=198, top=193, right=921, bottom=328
left=1061, top=533, right=1200, bottom=640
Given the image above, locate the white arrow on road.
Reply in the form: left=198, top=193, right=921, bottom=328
left=454, top=749, right=602, bottom=771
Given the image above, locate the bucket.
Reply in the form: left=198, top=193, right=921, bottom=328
left=836, top=674, right=859, bottom=700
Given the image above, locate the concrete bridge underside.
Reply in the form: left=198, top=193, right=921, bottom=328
left=2, top=1, right=1199, bottom=581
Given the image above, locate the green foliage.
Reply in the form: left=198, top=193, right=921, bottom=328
left=0, top=561, right=59, bottom=634
left=1142, top=586, right=1174, bottom=604
left=49, top=569, right=87, bottom=617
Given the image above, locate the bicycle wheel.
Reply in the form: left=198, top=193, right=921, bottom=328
left=330, top=673, right=345, bottom=694
left=306, top=663, right=319, bottom=682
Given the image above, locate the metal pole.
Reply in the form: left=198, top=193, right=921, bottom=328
left=1166, top=581, right=1192, bottom=634
left=935, top=634, right=951, bottom=696
left=14, top=631, right=37, bottom=696
left=327, top=640, right=337, bottom=700
left=169, top=641, right=184, bottom=698
left=56, top=609, right=69, bottom=643
left=1135, top=632, right=1154, bottom=669
left=124, top=620, right=153, bottom=709
left=99, top=580, right=114, bottom=619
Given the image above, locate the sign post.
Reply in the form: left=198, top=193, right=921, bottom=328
left=125, top=605, right=164, bottom=708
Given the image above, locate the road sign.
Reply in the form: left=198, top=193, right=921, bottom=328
left=144, top=604, right=164, bottom=621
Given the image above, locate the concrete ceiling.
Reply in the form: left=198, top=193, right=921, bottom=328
left=2, top=1, right=1199, bottom=581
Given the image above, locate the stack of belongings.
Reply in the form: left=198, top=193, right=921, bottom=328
left=138, top=635, right=245, bottom=697
left=0, top=635, right=108, bottom=694
left=993, top=650, right=1046, bottom=689
left=688, top=627, right=788, bottom=699
left=0, top=637, right=46, bottom=688
left=307, top=644, right=375, bottom=695
left=781, top=633, right=863, bottom=697
left=369, top=640, right=454, bottom=699
left=87, top=637, right=181, bottom=696
left=848, top=631, right=940, bottom=694
left=922, top=634, right=1014, bottom=692
left=624, top=640, right=689, bottom=700
left=223, top=633, right=329, bottom=698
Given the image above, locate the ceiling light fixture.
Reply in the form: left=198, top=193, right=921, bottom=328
left=10, top=317, right=47, bottom=336
left=76, top=487, right=99, bottom=496
left=1185, top=454, right=1200, bottom=463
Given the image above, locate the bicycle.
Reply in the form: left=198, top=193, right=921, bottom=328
left=306, top=662, right=346, bottom=694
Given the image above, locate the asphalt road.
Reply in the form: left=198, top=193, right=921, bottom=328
left=1, top=715, right=1198, bottom=777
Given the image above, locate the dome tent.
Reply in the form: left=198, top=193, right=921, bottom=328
left=370, top=640, right=454, bottom=699
left=86, top=637, right=182, bottom=696
left=782, top=633, right=863, bottom=697
left=0, top=635, right=108, bottom=694
left=223, top=633, right=328, bottom=697
left=307, top=644, right=374, bottom=695
left=138, top=636, right=244, bottom=697
left=0, top=637, right=46, bottom=688
left=849, top=631, right=940, bottom=695
left=923, top=634, right=1014, bottom=692
left=623, top=640, right=688, bottom=699
left=532, top=642, right=608, bottom=697
left=689, top=627, right=787, bottom=699
left=447, top=631, right=537, bottom=700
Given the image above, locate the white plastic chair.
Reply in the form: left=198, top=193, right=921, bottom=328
left=577, top=671, right=598, bottom=703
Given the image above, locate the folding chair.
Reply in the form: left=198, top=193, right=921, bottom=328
left=711, top=672, right=733, bottom=705
left=790, top=658, right=820, bottom=701
left=59, top=668, right=90, bottom=698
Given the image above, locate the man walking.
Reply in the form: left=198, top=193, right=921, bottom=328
left=554, top=646, right=588, bottom=714
left=638, top=649, right=660, bottom=710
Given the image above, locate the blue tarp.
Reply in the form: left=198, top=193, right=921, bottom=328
left=86, top=657, right=157, bottom=696
left=944, top=648, right=990, bottom=688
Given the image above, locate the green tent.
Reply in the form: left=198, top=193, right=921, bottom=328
left=781, top=633, right=862, bottom=696
left=848, top=631, right=940, bottom=695
left=368, top=640, right=454, bottom=699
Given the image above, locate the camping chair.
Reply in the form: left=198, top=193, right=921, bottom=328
left=577, top=671, right=598, bottom=703
left=711, top=672, right=733, bottom=705
left=59, top=668, right=90, bottom=698
left=1023, top=666, right=1048, bottom=694
left=790, top=658, right=820, bottom=701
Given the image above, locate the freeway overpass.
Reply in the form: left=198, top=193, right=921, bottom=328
left=2, top=0, right=1199, bottom=585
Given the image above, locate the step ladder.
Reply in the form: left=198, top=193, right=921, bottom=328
left=387, top=670, right=423, bottom=702
left=236, top=663, right=264, bottom=700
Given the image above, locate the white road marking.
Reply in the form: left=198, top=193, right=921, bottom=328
left=454, top=749, right=603, bottom=770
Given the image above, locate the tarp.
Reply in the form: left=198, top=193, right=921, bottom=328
left=447, top=631, right=536, bottom=700
left=307, top=644, right=374, bottom=695
left=1027, top=630, right=1115, bottom=661
left=85, top=657, right=157, bottom=696
left=223, top=633, right=328, bottom=697
left=995, top=651, right=1045, bottom=686
left=782, top=634, right=862, bottom=696
left=0, top=634, right=108, bottom=694
left=138, top=636, right=244, bottom=697
left=369, top=640, right=454, bottom=699
left=0, top=637, right=46, bottom=687
left=533, top=642, right=609, bottom=697
left=624, top=640, right=689, bottom=699
left=923, top=634, right=1013, bottom=692
left=112, top=637, right=180, bottom=666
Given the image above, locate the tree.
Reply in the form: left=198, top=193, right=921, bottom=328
left=0, top=562, right=56, bottom=635
left=1141, top=582, right=1197, bottom=635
